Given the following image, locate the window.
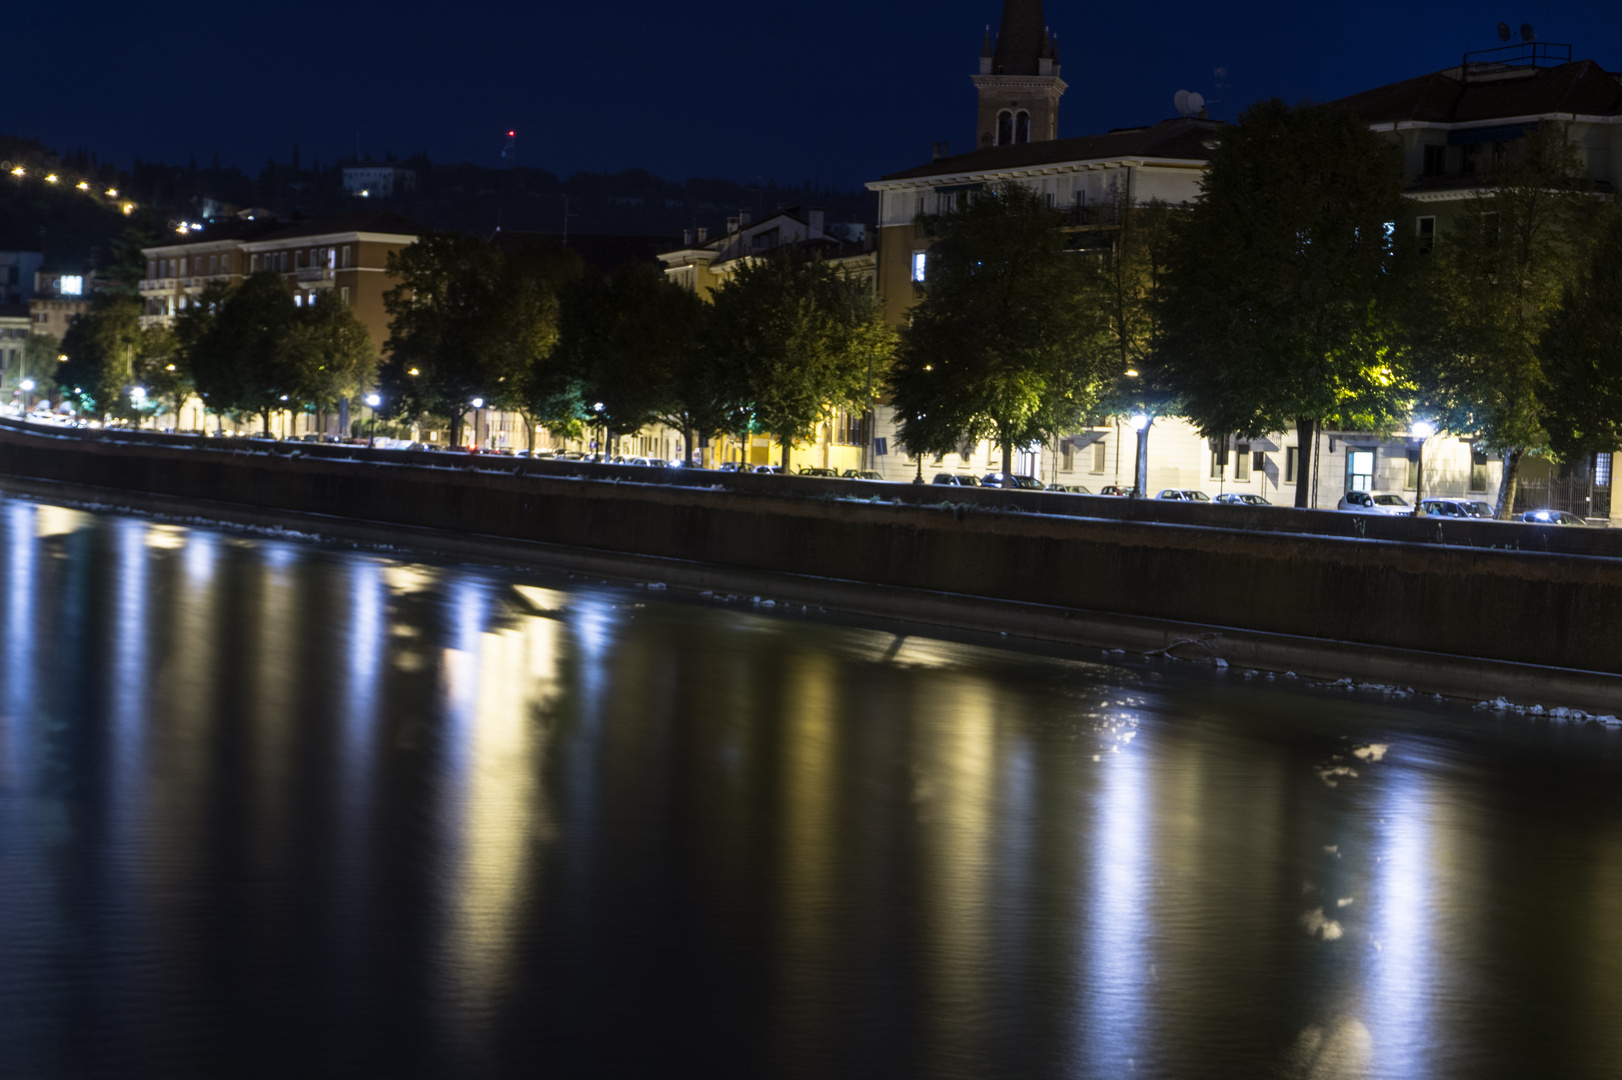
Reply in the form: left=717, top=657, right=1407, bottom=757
left=1061, top=442, right=1073, bottom=471
left=1285, top=446, right=1299, bottom=484
left=1470, top=449, right=1489, bottom=492
left=911, top=251, right=927, bottom=282
left=996, top=110, right=1013, bottom=146
left=342, top=246, right=352, bottom=268
left=340, top=286, right=349, bottom=304
left=1462, top=144, right=1480, bottom=175
left=1234, top=443, right=1251, bottom=481
left=1014, top=111, right=1030, bottom=144
left=1209, top=437, right=1228, bottom=479
left=1417, top=216, right=1436, bottom=253
left=1422, top=145, right=1447, bottom=176
left=147, top=260, right=155, bottom=279
left=1406, top=447, right=1420, bottom=489
left=1347, top=449, right=1375, bottom=493
left=179, top=258, right=187, bottom=277
left=295, top=251, right=304, bottom=269
left=914, top=195, right=924, bottom=218
left=251, top=254, right=260, bottom=272
left=1091, top=441, right=1106, bottom=473
left=209, top=255, right=217, bottom=275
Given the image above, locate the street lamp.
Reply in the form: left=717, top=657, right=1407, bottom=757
left=130, top=386, right=147, bottom=430
left=1411, top=420, right=1436, bottom=510
left=364, top=393, right=381, bottom=447
left=19, top=378, right=35, bottom=417
left=470, top=397, right=484, bottom=451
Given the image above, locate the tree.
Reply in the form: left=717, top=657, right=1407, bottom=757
left=889, top=183, right=1110, bottom=476
left=57, top=294, right=146, bottom=420
left=1162, top=99, right=1411, bottom=507
left=1088, top=196, right=1184, bottom=495
left=1538, top=207, right=1622, bottom=462
left=1406, top=123, right=1600, bottom=516
left=284, top=290, right=376, bottom=425
left=381, top=234, right=576, bottom=447
left=553, top=261, right=710, bottom=459
left=709, top=248, right=893, bottom=469
left=188, top=272, right=299, bottom=433
left=133, top=324, right=185, bottom=427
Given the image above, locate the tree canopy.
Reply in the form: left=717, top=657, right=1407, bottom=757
left=708, top=248, right=894, bottom=468
left=889, top=183, right=1111, bottom=475
left=1161, top=99, right=1410, bottom=505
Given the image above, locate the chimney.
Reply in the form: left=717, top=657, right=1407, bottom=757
left=696, top=226, right=708, bottom=242
left=726, top=215, right=739, bottom=234
left=683, top=228, right=695, bottom=245
left=807, top=208, right=825, bottom=236
left=738, top=208, right=752, bottom=228
left=932, top=140, right=949, bottom=161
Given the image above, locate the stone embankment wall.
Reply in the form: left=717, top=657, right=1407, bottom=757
left=1, top=420, right=1618, bottom=676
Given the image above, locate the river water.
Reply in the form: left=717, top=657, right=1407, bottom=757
left=1, top=497, right=1620, bottom=1079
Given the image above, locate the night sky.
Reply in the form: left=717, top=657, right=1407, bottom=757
left=15, top=0, right=1621, bottom=188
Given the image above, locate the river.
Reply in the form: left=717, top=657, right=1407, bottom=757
left=0, top=496, right=1618, bottom=1079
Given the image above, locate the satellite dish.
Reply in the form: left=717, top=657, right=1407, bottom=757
left=1174, top=90, right=1191, bottom=115
left=1497, top=21, right=1512, bottom=42
left=1520, top=22, right=1535, bottom=42
left=1187, top=91, right=1205, bottom=114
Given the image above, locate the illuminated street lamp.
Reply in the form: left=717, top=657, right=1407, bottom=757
left=19, top=377, right=35, bottom=415
left=1411, top=419, right=1437, bottom=510
left=130, top=386, right=147, bottom=430
left=364, top=393, right=382, bottom=447
left=470, top=397, right=485, bottom=451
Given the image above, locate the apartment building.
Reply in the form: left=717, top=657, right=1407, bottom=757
left=139, top=209, right=426, bottom=349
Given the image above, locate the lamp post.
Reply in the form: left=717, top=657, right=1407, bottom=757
left=1411, top=420, right=1436, bottom=511
left=593, top=401, right=604, bottom=460
left=470, top=397, right=484, bottom=451
left=1129, top=412, right=1151, bottom=498
left=364, top=393, right=381, bottom=447
left=19, top=377, right=35, bottom=417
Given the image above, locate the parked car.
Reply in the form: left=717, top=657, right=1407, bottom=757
left=981, top=473, right=1046, bottom=490
left=841, top=469, right=885, bottom=481
left=1097, top=484, right=1130, bottom=497
left=753, top=464, right=784, bottom=475
left=1156, top=489, right=1211, bottom=501
left=798, top=467, right=840, bottom=478
left=717, top=461, right=750, bottom=472
left=931, top=473, right=980, bottom=486
left=1213, top=492, right=1271, bottom=507
left=1420, top=498, right=1493, bottom=518
left=1050, top=483, right=1093, bottom=494
left=1337, top=491, right=1411, bottom=515
left=625, top=456, right=668, bottom=468
left=1521, top=509, right=1590, bottom=526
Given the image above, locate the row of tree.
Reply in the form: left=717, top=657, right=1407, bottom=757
left=889, top=99, right=1622, bottom=515
left=376, top=234, right=894, bottom=465
left=55, top=275, right=375, bottom=431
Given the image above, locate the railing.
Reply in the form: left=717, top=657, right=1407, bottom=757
left=1462, top=40, right=1572, bottom=70
left=296, top=267, right=333, bottom=286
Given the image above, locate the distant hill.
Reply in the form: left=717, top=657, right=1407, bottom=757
left=0, top=133, right=877, bottom=272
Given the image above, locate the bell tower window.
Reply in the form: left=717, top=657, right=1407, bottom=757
left=1014, top=111, right=1031, bottom=144
left=996, top=110, right=1013, bottom=146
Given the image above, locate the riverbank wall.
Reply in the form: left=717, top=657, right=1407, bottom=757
left=1, top=421, right=1618, bottom=710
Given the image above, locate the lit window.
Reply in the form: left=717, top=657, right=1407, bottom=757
left=1285, top=447, right=1299, bottom=484
left=59, top=275, right=83, bottom=296
left=911, top=251, right=927, bottom=282
left=1347, top=450, right=1375, bottom=493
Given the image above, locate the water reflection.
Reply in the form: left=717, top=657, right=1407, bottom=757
left=0, top=496, right=1619, bottom=1079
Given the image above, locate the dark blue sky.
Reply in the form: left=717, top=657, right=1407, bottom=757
left=15, top=0, right=1620, bottom=188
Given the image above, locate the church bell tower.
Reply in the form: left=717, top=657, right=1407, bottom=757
left=972, top=0, right=1066, bottom=147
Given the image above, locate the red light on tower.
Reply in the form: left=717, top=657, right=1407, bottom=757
left=508, top=131, right=515, bottom=137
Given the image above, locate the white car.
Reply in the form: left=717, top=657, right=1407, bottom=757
left=1338, top=491, right=1411, bottom=515
left=1155, top=489, right=1211, bottom=502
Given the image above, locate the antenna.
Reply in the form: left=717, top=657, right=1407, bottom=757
left=1497, top=21, right=1512, bottom=42
left=1520, top=22, right=1535, bottom=42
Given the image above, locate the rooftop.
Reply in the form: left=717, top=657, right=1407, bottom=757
left=876, top=116, right=1223, bottom=184
left=1332, top=57, right=1622, bottom=126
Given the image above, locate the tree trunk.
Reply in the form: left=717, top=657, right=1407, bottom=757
left=261, top=408, right=271, bottom=437
left=1132, top=420, right=1151, bottom=497
left=1001, top=441, right=1013, bottom=477
left=1293, top=417, right=1317, bottom=508
left=781, top=439, right=791, bottom=471
left=450, top=411, right=463, bottom=448
left=1496, top=447, right=1526, bottom=519
left=683, top=424, right=695, bottom=467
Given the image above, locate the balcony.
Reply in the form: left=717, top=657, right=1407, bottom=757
left=297, top=267, right=334, bottom=289
left=138, top=277, right=176, bottom=294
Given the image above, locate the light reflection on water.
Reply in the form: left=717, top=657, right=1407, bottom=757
left=0, top=497, right=1621, bottom=1078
